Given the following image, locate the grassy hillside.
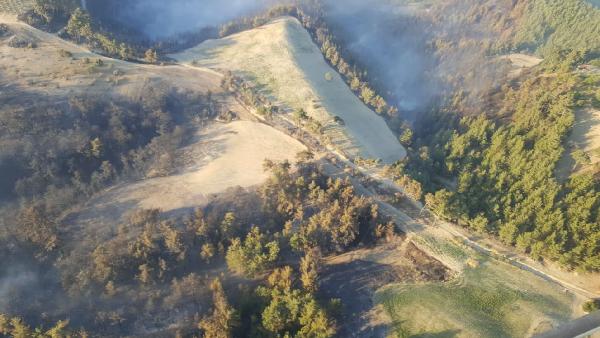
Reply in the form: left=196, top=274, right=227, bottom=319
left=172, top=17, right=406, bottom=164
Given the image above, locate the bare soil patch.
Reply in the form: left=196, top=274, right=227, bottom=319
left=319, top=240, right=449, bottom=337
left=557, top=107, right=600, bottom=178
left=500, top=53, right=543, bottom=78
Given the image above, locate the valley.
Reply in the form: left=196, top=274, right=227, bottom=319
left=0, top=1, right=599, bottom=337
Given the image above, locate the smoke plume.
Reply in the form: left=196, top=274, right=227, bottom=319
left=90, top=0, right=273, bottom=39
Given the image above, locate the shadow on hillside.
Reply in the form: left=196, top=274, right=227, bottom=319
left=411, top=330, right=462, bottom=338
left=319, top=259, right=413, bottom=338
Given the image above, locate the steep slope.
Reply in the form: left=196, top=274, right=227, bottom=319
left=171, top=16, right=407, bottom=164
left=67, top=120, right=306, bottom=231
left=0, top=13, right=220, bottom=102
left=0, top=13, right=306, bottom=226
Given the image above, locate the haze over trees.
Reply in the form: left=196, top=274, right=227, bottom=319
left=314, top=0, right=600, bottom=271
left=1, top=0, right=600, bottom=336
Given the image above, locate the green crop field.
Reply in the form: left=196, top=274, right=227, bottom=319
left=0, top=0, right=35, bottom=14
left=376, top=240, right=576, bottom=338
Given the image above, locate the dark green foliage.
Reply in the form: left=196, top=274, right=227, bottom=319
left=428, top=74, right=600, bottom=271
left=582, top=299, right=600, bottom=313
left=511, top=0, right=600, bottom=57
left=18, top=0, right=78, bottom=31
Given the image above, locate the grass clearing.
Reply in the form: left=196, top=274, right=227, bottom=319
left=171, top=16, right=406, bottom=164
left=377, top=241, right=577, bottom=338
left=557, top=74, right=600, bottom=177
left=0, top=15, right=221, bottom=104
left=499, top=53, right=543, bottom=78
left=65, top=120, right=306, bottom=236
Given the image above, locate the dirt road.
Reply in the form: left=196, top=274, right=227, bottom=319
left=222, top=69, right=600, bottom=300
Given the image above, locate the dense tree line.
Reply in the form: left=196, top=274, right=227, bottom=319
left=509, top=0, right=600, bottom=58
left=18, top=0, right=78, bottom=31
left=1, top=155, right=396, bottom=336
left=19, top=0, right=153, bottom=61
left=412, top=66, right=600, bottom=271
left=0, top=315, right=83, bottom=338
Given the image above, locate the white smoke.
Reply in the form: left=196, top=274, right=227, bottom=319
left=112, top=0, right=271, bottom=38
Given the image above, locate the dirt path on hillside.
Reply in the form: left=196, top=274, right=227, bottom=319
left=0, top=14, right=222, bottom=102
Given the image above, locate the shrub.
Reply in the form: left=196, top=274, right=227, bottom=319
left=0, top=23, right=10, bottom=37
left=583, top=299, right=600, bottom=313
left=58, top=49, right=72, bottom=57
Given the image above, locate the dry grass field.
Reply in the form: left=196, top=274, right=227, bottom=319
left=171, top=17, right=406, bottom=164
left=0, top=14, right=221, bottom=102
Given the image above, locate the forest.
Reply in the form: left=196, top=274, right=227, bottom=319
left=282, top=0, right=600, bottom=273
left=1, top=155, right=396, bottom=336
left=305, top=0, right=600, bottom=271
left=1, top=0, right=600, bottom=336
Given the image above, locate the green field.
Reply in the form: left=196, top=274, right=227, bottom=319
left=376, top=240, right=576, bottom=338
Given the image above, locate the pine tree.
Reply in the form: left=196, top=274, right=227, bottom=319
left=199, top=279, right=238, bottom=338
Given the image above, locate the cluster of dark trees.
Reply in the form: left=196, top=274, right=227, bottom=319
left=0, top=85, right=214, bottom=256
left=19, top=0, right=159, bottom=61
left=221, top=71, right=280, bottom=120
left=1, top=155, right=396, bottom=336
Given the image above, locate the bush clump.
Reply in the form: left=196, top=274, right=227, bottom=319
left=583, top=299, right=600, bottom=313
left=7, top=36, right=37, bottom=48
left=0, top=23, right=11, bottom=37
